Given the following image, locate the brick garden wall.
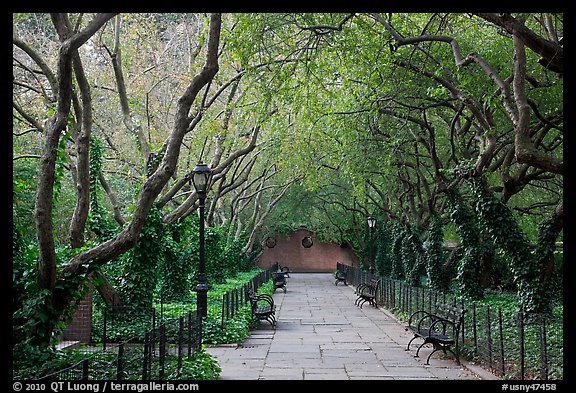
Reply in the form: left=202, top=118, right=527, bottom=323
left=257, top=228, right=359, bottom=272
left=60, top=287, right=92, bottom=343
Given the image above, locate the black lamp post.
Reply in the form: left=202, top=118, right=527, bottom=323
left=367, top=215, right=376, bottom=230
left=191, top=163, right=212, bottom=349
left=367, top=216, right=376, bottom=273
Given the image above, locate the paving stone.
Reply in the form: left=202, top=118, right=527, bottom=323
left=205, top=273, right=487, bottom=381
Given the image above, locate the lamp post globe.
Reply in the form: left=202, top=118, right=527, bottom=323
left=192, top=163, right=212, bottom=195
left=367, top=215, right=376, bottom=229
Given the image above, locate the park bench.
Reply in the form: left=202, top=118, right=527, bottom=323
left=280, top=265, right=291, bottom=278
left=246, top=289, right=277, bottom=329
left=271, top=271, right=287, bottom=293
left=334, top=265, right=348, bottom=286
left=354, top=278, right=380, bottom=308
left=405, top=302, right=466, bottom=365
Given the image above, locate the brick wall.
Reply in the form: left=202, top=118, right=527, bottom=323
left=61, top=287, right=92, bottom=343
left=257, top=228, right=359, bottom=272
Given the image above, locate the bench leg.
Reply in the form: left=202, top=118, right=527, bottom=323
left=406, top=335, right=419, bottom=351
left=263, top=315, right=276, bottom=329
left=415, top=341, right=428, bottom=358
left=425, top=344, right=458, bottom=365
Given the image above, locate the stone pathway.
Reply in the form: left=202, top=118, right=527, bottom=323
left=206, top=272, right=496, bottom=380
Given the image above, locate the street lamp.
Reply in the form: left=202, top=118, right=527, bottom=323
left=191, top=163, right=212, bottom=349
left=367, top=216, right=376, bottom=273
left=367, top=215, right=376, bottom=229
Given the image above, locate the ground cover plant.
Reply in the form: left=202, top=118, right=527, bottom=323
left=14, top=268, right=271, bottom=380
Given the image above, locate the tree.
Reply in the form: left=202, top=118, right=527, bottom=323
left=14, top=13, right=222, bottom=344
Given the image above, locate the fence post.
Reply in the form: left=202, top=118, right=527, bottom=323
left=486, top=305, right=493, bottom=371
left=116, top=343, right=124, bottom=380
left=472, top=303, right=478, bottom=357
left=498, top=308, right=505, bottom=378
left=188, top=311, right=193, bottom=358
left=142, top=330, right=150, bottom=380
left=519, top=309, right=525, bottom=380
left=178, top=316, right=184, bottom=378
left=159, top=323, right=166, bottom=380
left=221, top=293, right=228, bottom=328
left=233, top=288, right=239, bottom=318
left=540, top=316, right=549, bottom=380
left=81, top=359, right=89, bottom=380
left=461, top=298, right=466, bottom=343
left=392, top=280, right=395, bottom=310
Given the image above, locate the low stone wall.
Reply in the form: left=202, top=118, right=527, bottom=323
left=257, top=228, right=359, bottom=272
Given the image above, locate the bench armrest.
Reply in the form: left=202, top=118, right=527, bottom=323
left=252, top=293, right=275, bottom=308
left=408, top=310, right=431, bottom=327
left=428, top=315, right=459, bottom=337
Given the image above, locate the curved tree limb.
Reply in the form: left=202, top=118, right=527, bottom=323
left=54, top=14, right=222, bottom=312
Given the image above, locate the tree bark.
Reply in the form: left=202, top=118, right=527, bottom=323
left=69, top=50, right=93, bottom=248
left=49, top=14, right=222, bottom=322
left=474, top=13, right=563, bottom=74
left=512, top=34, right=563, bottom=175
left=36, top=13, right=116, bottom=294
left=107, top=15, right=151, bottom=162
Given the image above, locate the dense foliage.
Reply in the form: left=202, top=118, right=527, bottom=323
left=13, top=12, right=562, bottom=376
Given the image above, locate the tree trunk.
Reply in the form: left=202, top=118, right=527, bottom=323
left=36, top=13, right=221, bottom=343
left=91, top=270, right=124, bottom=312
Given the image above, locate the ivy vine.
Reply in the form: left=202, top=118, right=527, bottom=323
left=88, top=135, right=116, bottom=241
left=373, top=222, right=392, bottom=276
left=389, top=222, right=405, bottom=280
left=119, top=206, right=165, bottom=313
left=400, top=224, right=425, bottom=287
left=469, top=180, right=547, bottom=314
left=447, top=189, right=486, bottom=300
left=424, top=213, right=449, bottom=291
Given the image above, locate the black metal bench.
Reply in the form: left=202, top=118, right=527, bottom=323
left=354, top=278, right=380, bottom=308
left=334, top=266, right=348, bottom=286
left=280, top=265, right=290, bottom=278
left=405, top=302, right=465, bottom=365
left=271, top=271, right=287, bottom=293
left=246, top=289, right=277, bottom=329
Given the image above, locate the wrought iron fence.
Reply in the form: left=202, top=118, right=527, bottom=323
left=338, top=262, right=563, bottom=380
left=40, top=266, right=277, bottom=381
left=40, top=312, right=200, bottom=380
left=220, top=266, right=273, bottom=326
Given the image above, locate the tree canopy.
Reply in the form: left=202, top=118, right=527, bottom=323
left=13, top=12, right=563, bottom=343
